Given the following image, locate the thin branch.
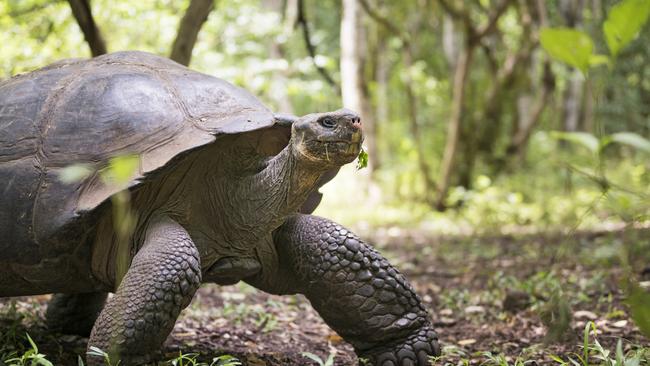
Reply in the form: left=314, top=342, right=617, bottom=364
left=67, top=0, right=107, bottom=57
left=479, top=41, right=498, bottom=73
left=474, top=0, right=513, bottom=39
left=359, top=0, right=408, bottom=46
left=10, top=0, right=64, bottom=17
left=296, top=0, right=338, bottom=88
left=507, top=61, right=554, bottom=155
left=561, top=163, right=649, bottom=198
left=437, top=0, right=472, bottom=27
left=170, top=0, right=215, bottom=66
left=534, top=0, right=549, bottom=27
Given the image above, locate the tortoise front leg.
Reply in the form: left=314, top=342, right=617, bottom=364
left=249, top=214, right=440, bottom=366
left=87, top=216, right=201, bottom=366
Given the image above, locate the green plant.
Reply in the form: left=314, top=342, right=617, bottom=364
left=356, top=147, right=369, bottom=170
left=169, top=352, right=202, bottom=366
left=86, top=346, right=119, bottom=366
left=625, top=281, right=650, bottom=337
left=540, top=0, right=650, bottom=338
left=549, top=322, right=649, bottom=366
left=59, top=154, right=140, bottom=286
left=540, top=0, right=650, bottom=74
left=210, top=355, right=242, bottom=366
left=301, top=351, right=336, bottom=366
left=429, top=345, right=471, bottom=366
left=166, top=352, right=242, bottom=366
left=4, top=333, right=53, bottom=366
left=482, top=351, right=535, bottom=366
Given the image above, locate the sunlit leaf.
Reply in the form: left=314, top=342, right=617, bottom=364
left=540, top=28, right=594, bottom=73
left=603, top=0, right=650, bottom=57
left=26, top=333, right=38, bottom=354
left=58, top=164, right=93, bottom=183
left=550, top=131, right=600, bottom=153
left=610, top=132, right=650, bottom=153
left=301, top=352, right=326, bottom=366
left=356, top=147, right=369, bottom=170
left=588, top=54, right=610, bottom=68
left=102, top=155, right=140, bottom=184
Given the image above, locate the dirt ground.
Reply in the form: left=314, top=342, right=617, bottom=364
left=1, top=227, right=649, bottom=365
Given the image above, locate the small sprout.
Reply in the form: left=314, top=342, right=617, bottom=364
left=86, top=346, right=118, bottom=366
left=102, top=154, right=140, bottom=184
left=356, top=147, right=369, bottom=170
left=301, top=352, right=335, bottom=366
left=211, top=355, right=242, bottom=366
left=58, top=164, right=93, bottom=183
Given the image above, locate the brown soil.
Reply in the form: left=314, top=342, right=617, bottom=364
left=1, top=227, right=648, bottom=365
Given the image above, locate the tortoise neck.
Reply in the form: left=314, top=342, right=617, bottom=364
left=257, top=145, right=328, bottom=212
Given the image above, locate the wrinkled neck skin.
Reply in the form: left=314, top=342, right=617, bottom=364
left=188, top=139, right=331, bottom=268
left=252, top=144, right=328, bottom=212
left=228, top=142, right=329, bottom=234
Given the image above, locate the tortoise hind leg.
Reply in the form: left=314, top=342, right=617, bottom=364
left=46, top=292, right=108, bottom=337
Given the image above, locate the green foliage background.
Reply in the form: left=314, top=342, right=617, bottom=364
left=1, top=0, right=649, bottom=233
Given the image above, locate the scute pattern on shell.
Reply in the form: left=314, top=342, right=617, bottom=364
left=0, top=51, right=276, bottom=261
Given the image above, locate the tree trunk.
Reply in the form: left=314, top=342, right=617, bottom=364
left=559, top=0, right=585, bottom=132
left=67, top=0, right=107, bottom=57
left=507, top=62, right=554, bottom=158
left=341, top=0, right=376, bottom=174
left=404, top=47, right=437, bottom=201
left=170, top=0, right=215, bottom=66
left=434, top=45, right=474, bottom=210
left=434, top=0, right=512, bottom=209
left=375, top=34, right=390, bottom=129
left=442, top=14, right=460, bottom=70
left=297, top=0, right=338, bottom=88
left=563, top=69, right=584, bottom=132
left=263, top=0, right=294, bottom=114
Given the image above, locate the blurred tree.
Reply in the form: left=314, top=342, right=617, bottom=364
left=434, top=0, right=512, bottom=210
left=1, top=0, right=648, bottom=222
left=67, top=0, right=106, bottom=56
left=341, top=0, right=376, bottom=173
left=360, top=0, right=437, bottom=200
left=262, top=0, right=294, bottom=114
left=170, top=0, right=215, bottom=66
left=296, top=0, right=337, bottom=88
left=559, top=0, right=587, bottom=134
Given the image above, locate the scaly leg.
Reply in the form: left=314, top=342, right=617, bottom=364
left=248, top=214, right=440, bottom=366
left=87, top=216, right=201, bottom=365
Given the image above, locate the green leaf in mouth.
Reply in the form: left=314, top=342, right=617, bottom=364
left=356, top=147, right=369, bottom=170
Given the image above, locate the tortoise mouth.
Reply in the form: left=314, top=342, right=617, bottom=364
left=318, top=141, right=361, bottom=156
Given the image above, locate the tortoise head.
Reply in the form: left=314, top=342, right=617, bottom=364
left=291, top=108, right=363, bottom=167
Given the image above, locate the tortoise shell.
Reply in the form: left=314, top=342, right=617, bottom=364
left=0, top=51, right=296, bottom=263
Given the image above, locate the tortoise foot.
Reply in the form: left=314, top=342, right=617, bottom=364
left=359, top=326, right=441, bottom=366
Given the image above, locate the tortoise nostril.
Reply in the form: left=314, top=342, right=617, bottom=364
left=351, top=117, right=362, bottom=129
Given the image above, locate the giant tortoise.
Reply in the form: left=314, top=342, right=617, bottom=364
left=0, top=51, right=440, bottom=365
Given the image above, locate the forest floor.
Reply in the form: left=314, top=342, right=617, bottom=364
left=1, top=226, right=649, bottom=366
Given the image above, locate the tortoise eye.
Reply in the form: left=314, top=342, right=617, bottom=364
left=320, top=117, right=337, bottom=129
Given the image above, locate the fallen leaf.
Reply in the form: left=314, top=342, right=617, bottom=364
left=439, top=308, right=454, bottom=316
left=458, top=339, right=477, bottom=346
left=611, top=320, right=628, bottom=328
left=465, top=305, right=485, bottom=314
left=574, top=310, right=598, bottom=320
